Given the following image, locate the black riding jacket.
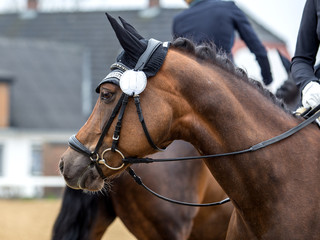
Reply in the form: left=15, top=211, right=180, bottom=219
left=291, top=0, right=320, bottom=91
left=172, top=0, right=273, bottom=85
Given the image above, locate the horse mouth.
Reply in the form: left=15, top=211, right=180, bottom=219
left=59, top=158, right=105, bottom=191
left=77, top=165, right=105, bottom=191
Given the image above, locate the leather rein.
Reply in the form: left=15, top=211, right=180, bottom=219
left=68, top=39, right=320, bottom=207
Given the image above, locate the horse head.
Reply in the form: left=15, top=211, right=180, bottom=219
left=59, top=13, right=176, bottom=191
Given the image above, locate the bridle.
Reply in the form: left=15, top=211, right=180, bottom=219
left=68, top=38, right=320, bottom=207
left=68, top=39, right=167, bottom=172
left=68, top=38, right=232, bottom=207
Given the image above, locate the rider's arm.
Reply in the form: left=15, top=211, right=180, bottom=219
left=232, top=2, right=273, bottom=85
left=291, top=0, right=319, bottom=91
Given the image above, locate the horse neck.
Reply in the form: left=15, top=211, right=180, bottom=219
left=163, top=50, right=298, bottom=154
left=159, top=50, right=320, bottom=237
left=162, top=50, right=307, bottom=204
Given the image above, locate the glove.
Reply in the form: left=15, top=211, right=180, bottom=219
left=302, top=81, right=320, bottom=109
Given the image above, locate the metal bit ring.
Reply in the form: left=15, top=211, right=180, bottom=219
left=99, top=148, right=125, bottom=170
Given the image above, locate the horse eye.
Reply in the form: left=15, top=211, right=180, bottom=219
left=100, top=92, right=114, bottom=103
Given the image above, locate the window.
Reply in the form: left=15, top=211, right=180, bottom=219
left=0, top=145, right=3, bottom=176
left=31, top=145, right=43, bottom=176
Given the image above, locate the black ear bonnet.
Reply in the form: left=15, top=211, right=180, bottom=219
left=96, top=13, right=170, bottom=93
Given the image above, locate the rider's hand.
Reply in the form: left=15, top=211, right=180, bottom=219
left=302, top=81, right=320, bottom=109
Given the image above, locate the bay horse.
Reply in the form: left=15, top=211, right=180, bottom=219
left=59, top=14, right=320, bottom=239
left=53, top=141, right=233, bottom=240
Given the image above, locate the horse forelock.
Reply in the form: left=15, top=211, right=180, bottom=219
left=171, top=37, right=291, bottom=113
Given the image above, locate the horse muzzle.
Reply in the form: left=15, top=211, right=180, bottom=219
left=59, top=149, right=105, bottom=191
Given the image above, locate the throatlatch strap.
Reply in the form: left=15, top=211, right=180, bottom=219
left=134, top=95, right=166, bottom=151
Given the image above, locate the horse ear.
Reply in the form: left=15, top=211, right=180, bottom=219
left=277, top=50, right=291, bottom=74
left=119, top=16, right=144, bottom=40
left=105, top=13, right=146, bottom=59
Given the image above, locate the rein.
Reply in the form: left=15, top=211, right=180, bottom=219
left=121, top=105, right=320, bottom=207
left=123, top=105, right=320, bottom=164
left=127, top=167, right=230, bottom=207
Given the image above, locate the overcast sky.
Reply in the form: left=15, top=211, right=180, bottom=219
left=0, top=0, right=306, bottom=55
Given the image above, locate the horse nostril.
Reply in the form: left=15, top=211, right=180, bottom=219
left=59, top=159, right=64, bottom=174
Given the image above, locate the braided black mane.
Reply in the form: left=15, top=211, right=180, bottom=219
left=171, top=37, right=289, bottom=112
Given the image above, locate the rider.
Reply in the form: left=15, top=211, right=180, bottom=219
left=291, top=0, right=320, bottom=111
left=172, top=0, right=273, bottom=86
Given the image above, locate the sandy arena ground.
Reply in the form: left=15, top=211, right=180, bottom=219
left=0, top=199, right=136, bottom=240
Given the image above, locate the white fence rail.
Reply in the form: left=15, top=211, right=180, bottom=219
left=0, top=176, right=65, bottom=198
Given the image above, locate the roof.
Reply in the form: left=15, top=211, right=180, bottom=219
left=0, top=38, right=87, bottom=130
left=0, top=8, right=286, bottom=130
